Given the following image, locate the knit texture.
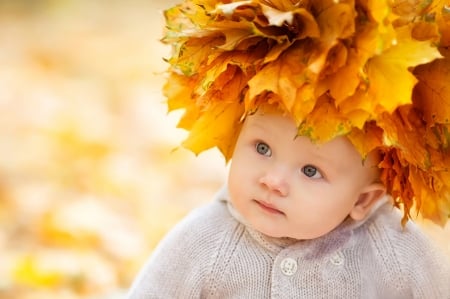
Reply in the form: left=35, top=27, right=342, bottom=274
left=128, top=189, right=450, bottom=299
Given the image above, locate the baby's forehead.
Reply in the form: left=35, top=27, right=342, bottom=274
left=246, top=111, right=368, bottom=162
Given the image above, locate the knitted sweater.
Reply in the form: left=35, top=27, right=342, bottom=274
left=128, top=189, right=450, bottom=299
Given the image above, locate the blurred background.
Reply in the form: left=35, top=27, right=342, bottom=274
left=0, top=1, right=227, bottom=298
left=0, top=1, right=448, bottom=298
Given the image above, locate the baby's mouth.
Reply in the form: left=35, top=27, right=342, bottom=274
left=254, top=200, right=285, bottom=215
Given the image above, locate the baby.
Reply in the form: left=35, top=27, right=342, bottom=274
left=127, top=105, right=450, bottom=298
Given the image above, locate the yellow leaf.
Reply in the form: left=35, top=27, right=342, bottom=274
left=317, top=43, right=358, bottom=102
left=247, top=43, right=317, bottom=111
left=367, top=0, right=391, bottom=23
left=169, top=36, right=225, bottom=76
left=13, top=256, right=62, bottom=288
left=198, top=47, right=266, bottom=96
left=316, top=3, right=356, bottom=43
left=410, top=168, right=450, bottom=226
left=290, top=84, right=316, bottom=126
left=298, top=95, right=351, bottom=142
left=182, top=100, right=243, bottom=160
left=216, top=28, right=259, bottom=51
left=367, top=26, right=442, bottom=112
left=164, top=73, right=196, bottom=112
left=164, top=73, right=201, bottom=131
left=347, top=122, right=384, bottom=159
left=337, top=89, right=379, bottom=129
left=182, top=66, right=247, bottom=159
left=177, top=105, right=201, bottom=130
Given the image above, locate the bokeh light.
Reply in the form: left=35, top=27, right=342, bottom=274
left=0, top=1, right=226, bottom=298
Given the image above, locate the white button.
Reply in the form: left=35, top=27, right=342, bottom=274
left=280, top=257, right=298, bottom=276
left=329, top=252, right=344, bottom=266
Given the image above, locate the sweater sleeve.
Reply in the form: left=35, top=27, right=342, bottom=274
left=367, top=206, right=450, bottom=298
left=395, top=222, right=450, bottom=299
left=127, top=200, right=236, bottom=299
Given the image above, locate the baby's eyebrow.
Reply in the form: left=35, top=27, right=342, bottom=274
left=302, top=146, right=344, bottom=172
left=245, top=118, right=269, bottom=132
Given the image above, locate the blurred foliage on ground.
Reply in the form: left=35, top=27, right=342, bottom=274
left=0, top=1, right=226, bottom=298
left=0, top=1, right=448, bottom=299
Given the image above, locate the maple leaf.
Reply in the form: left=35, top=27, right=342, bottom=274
left=316, top=2, right=356, bottom=43
left=367, top=26, right=442, bottom=113
left=165, top=73, right=196, bottom=112
left=298, top=95, right=352, bottom=142
left=182, top=99, right=243, bottom=160
left=347, top=122, right=384, bottom=159
left=410, top=168, right=450, bottom=227
left=413, top=57, right=450, bottom=124
left=247, top=42, right=316, bottom=113
left=164, top=73, right=201, bottom=132
left=168, top=36, right=225, bottom=76
left=182, top=65, right=247, bottom=160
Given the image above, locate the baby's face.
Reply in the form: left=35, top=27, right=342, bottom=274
left=228, top=109, right=380, bottom=239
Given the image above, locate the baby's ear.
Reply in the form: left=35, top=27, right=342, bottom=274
left=349, top=183, right=386, bottom=221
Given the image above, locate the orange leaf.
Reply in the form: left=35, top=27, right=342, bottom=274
left=413, top=58, right=450, bottom=124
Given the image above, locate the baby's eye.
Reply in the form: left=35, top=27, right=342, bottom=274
left=255, top=142, right=271, bottom=156
left=301, top=165, right=322, bottom=179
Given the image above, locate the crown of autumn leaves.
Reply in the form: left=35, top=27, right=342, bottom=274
left=161, top=0, right=450, bottom=226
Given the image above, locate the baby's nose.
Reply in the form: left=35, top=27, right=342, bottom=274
left=259, top=167, right=289, bottom=197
